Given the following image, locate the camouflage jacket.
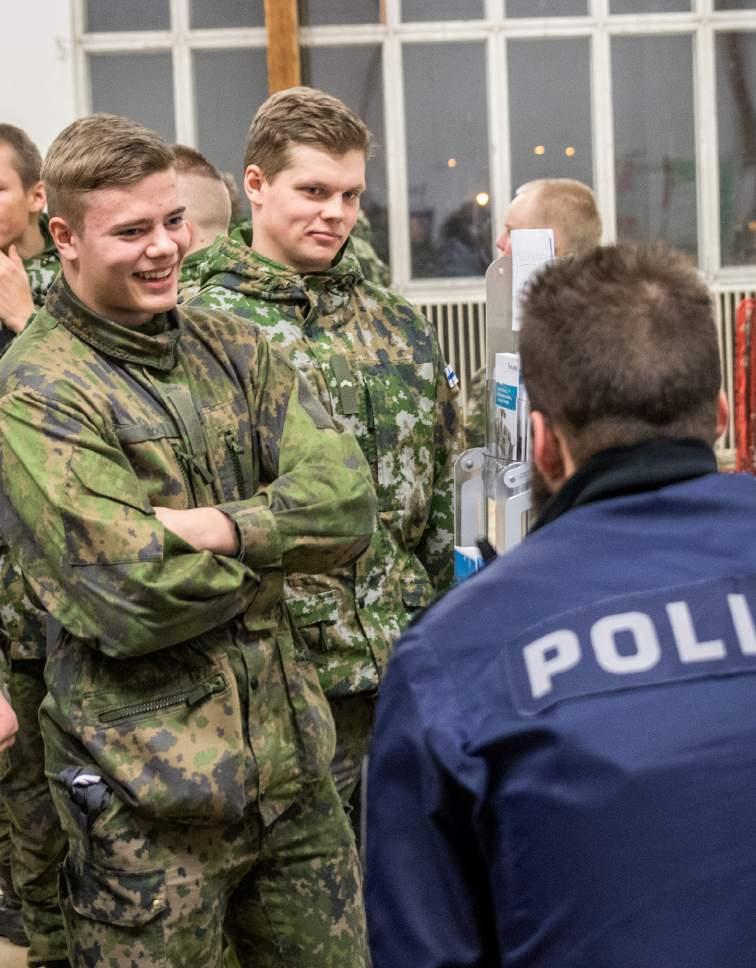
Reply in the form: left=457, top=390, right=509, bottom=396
left=464, top=364, right=486, bottom=449
left=24, top=214, right=60, bottom=310
left=0, top=215, right=59, bottom=663
left=189, top=228, right=462, bottom=696
left=0, top=277, right=376, bottom=827
left=177, top=245, right=208, bottom=304
left=351, top=212, right=390, bottom=287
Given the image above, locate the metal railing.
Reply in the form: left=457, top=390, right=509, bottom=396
left=419, top=286, right=756, bottom=463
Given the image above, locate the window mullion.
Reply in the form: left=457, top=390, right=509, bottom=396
left=383, top=0, right=411, bottom=289
left=171, top=0, right=196, bottom=146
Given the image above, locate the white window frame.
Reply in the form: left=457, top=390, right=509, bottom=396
left=73, top=0, right=756, bottom=302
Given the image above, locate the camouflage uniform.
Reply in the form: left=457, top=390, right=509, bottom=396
left=189, top=227, right=462, bottom=803
left=0, top=276, right=375, bottom=967
left=0, top=213, right=59, bottom=351
left=0, top=212, right=65, bottom=964
left=350, top=212, right=390, bottom=288
left=464, top=365, right=486, bottom=449
left=177, top=245, right=212, bottom=305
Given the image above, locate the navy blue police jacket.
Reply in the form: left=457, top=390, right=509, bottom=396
left=366, top=438, right=756, bottom=968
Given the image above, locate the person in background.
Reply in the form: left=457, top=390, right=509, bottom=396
left=365, top=243, right=756, bottom=968
left=0, top=122, right=67, bottom=964
left=190, top=87, right=462, bottom=826
left=0, top=124, right=59, bottom=349
left=173, top=145, right=232, bottom=303
left=465, top=178, right=601, bottom=447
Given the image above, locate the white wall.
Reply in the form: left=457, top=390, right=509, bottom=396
left=0, top=0, right=77, bottom=154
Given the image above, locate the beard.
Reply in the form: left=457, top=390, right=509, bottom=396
left=529, top=463, right=554, bottom=520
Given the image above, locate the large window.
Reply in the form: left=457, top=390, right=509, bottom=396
left=77, top=0, right=756, bottom=294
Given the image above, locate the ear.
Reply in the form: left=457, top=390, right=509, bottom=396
left=243, top=165, right=265, bottom=205
left=715, top=388, right=729, bottom=441
left=48, top=216, right=78, bottom=262
left=531, top=411, right=575, bottom=492
left=27, top=180, right=46, bottom=216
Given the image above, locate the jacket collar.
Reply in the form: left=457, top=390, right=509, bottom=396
left=198, top=224, right=364, bottom=304
left=47, top=275, right=181, bottom=372
left=531, top=437, right=719, bottom=533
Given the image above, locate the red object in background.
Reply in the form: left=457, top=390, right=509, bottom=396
left=735, top=298, right=756, bottom=472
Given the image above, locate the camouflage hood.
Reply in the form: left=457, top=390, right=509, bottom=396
left=197, top=225, right=365, bottom=317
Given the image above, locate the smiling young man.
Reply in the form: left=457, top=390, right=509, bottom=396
left=0, top=113, right=376, bottom=967
left=190, top=87, right=462, bottom=820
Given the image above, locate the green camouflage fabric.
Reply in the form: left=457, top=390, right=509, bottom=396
left=0, top=212, right=62, bottom=956
left=0, top=275, right=375, bottom=964
left=350, top=211, right=390, bottom=287
left=177, top=244, right=210, bottom=304
left=24, top=213, right=60, bottom=311
left=51, top=770, right=367, bottom=967
left=190, top=227, right=462, bottom=705
left=2, top=659, right=67, bottom=965
left=465, top=364, right=486, bottom=449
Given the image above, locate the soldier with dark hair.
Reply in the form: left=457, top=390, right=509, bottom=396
left=0, top=124, right=59, bottom=347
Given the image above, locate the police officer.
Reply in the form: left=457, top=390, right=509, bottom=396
left=366, top=243, right=756, bottom=968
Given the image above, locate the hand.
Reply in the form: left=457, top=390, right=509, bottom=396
left=0, top=246, right=35, bottom=334
left=0, top=694, right=18, bottom=752
left=153, top=505, right=239, bottom=556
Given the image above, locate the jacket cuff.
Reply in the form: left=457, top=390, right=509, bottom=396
left=216, top=501, right=282, bottom=570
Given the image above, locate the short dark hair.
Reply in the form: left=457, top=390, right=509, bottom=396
left=244, top=86, right=373, bottom=177
left=0, top=124, right=42, bottom=190
left=520, top=243, right=721, bottom=462
left=171, top=144, right=222, bottom=182
left=42, top=114, right=175, bottom=230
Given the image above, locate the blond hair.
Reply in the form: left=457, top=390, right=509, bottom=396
left=244, top=86, right=373, bottom=177
left=516, top=178, right=602, bottom=257
left=42, top=114, right=175, bottom=230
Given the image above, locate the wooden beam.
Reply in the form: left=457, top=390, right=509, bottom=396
left=264, top=0, right=301, bottom=94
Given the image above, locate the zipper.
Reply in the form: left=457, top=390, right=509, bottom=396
left=222, top=430, right=245, bottom=496
left=171, top=440, right=197, bottom=507
left=98, top=674, right=227, bottom=725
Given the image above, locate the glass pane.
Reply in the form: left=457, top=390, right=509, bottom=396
left=191, top=0, right=264, bottom=28
left=89, top=53, right=175, bottom=142
left=717, top=32, right=756, bottom=266
left=508, top=38, right=593, bottom=192
left=86, top=0, right=170, bottom=31
left=300, top=45, right=388, bottom=263
left=404, top=42, right=491, bottom=278
left=610, top=0, right=690, bottom=12
left=612, top=35, right=697, bottom=257
left=402, top=0, right=484, bottom=21
left=506, top=0, right=586, bottom=16
left=298, top=0, right=381, bottom=25
left=715, top=0, right=756, bottom=8
left=194, top=49, right=268, bottom=201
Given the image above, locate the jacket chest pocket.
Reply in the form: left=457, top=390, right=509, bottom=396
left=362, top=360, right=436, bottom=512
left=115, top=420, right=188, bottom=509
